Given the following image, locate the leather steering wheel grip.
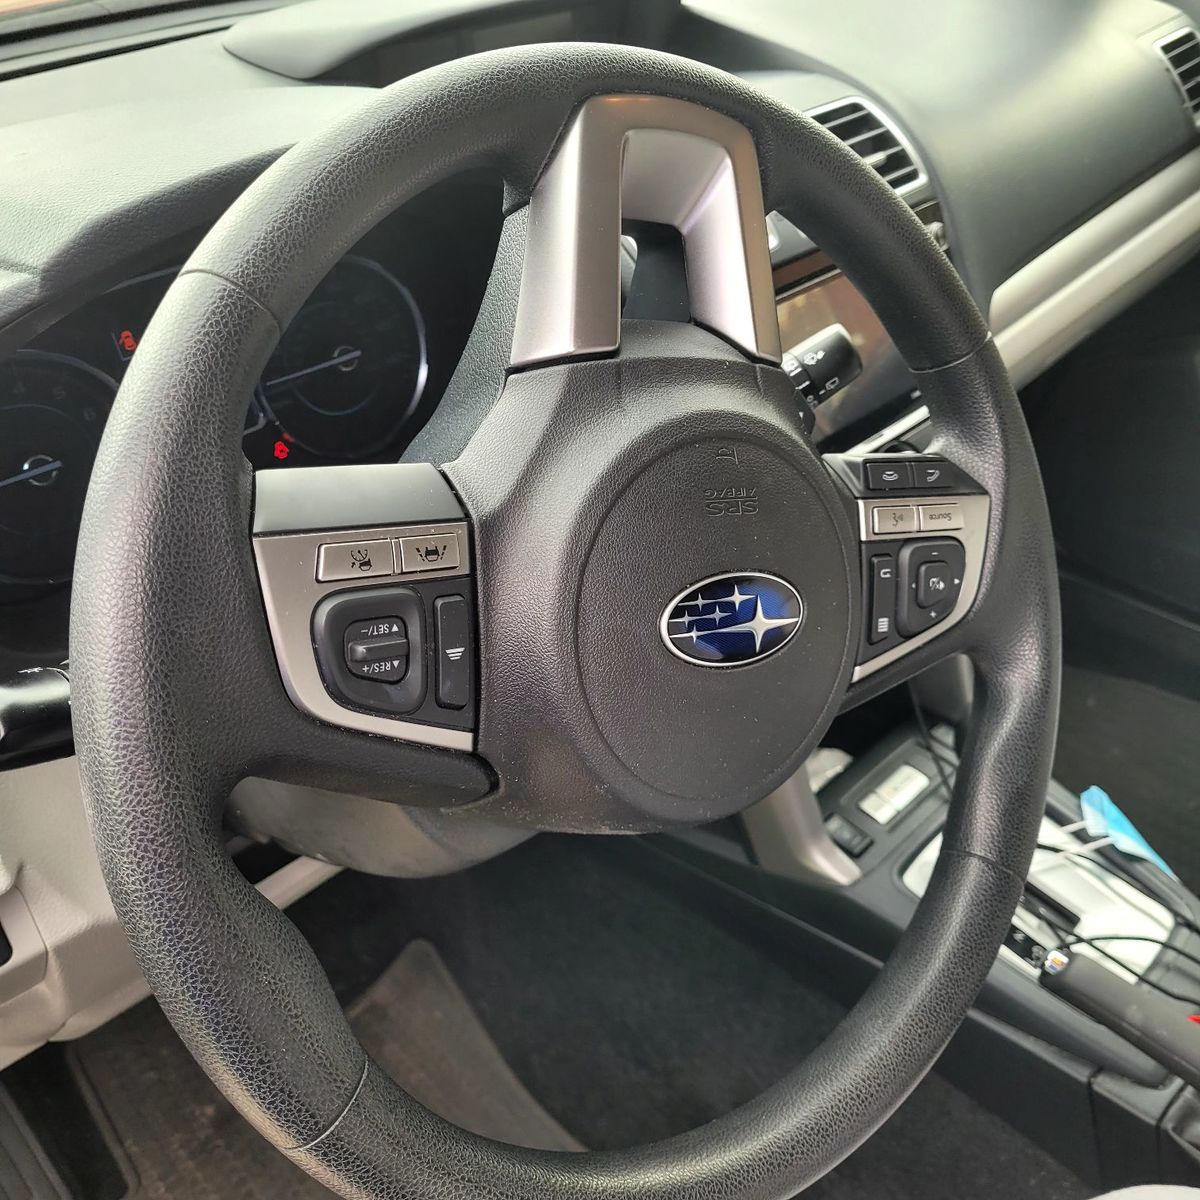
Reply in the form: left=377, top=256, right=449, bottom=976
left=69, top=42, right=1059, bottom=1199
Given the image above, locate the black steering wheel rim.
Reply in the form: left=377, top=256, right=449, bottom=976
left=70, top=42, right=1060, bottom=1199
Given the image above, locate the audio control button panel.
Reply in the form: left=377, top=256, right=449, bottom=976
left=824, top=454, right=989, bottom=682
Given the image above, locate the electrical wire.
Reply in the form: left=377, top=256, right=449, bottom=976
left=1021, top=886, right=1200, bottom=1005
left=907, top=682, right=955, bottom=800
left=1057, top=934, right=1200, bottom=977
left=904, top=687, right=1200, bottom=939
left=904, top=689, right=1200, bottom=1004
left=1050, top=934, right=1200, bottom=1008
left=1035, top=837, right=1200, bottom=942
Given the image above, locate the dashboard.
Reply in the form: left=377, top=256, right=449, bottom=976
left=0, top=0, right=1198, bottom=676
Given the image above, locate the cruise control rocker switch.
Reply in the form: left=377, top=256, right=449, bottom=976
left=313, top=587, right=426, bottom=716
left=344, top=618, right=408, bottom=683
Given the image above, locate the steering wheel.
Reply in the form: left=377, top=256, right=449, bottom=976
left=71, top=43, right=1059, bottom=1200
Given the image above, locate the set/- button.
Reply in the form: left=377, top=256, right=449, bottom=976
left=343, top=617, right=408, bottom=683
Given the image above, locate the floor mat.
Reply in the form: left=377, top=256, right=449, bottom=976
left=289, top=838, right=1090, bottom=1200
left=65, top=836, right=1090, bottom=1200
left=1054, top=664, right=1200, bottom=892
left=67, top=942, right=577, bottom=1198
left=347, top=939, right=580, bottom=1152
left=68, top=1002, right=327, bottom=1200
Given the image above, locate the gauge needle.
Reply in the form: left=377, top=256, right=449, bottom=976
left=263, top=348, right=362, bottom=389
left=0, top=459, right=63, bottom=489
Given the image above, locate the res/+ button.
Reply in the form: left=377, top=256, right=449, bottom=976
left=344, top=617, right=409, bottom=684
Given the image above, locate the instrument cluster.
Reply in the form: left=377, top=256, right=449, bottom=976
left=0, top=177, right=501, bottom=601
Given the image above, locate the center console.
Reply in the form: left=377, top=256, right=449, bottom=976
left=660, top=721, right=1200, bottom=1191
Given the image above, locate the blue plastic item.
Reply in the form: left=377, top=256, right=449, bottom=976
left=1080, top=785, right=1176, bottom=879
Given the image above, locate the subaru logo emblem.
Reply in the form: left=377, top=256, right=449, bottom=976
left=660, top=572, right=804, bottom=666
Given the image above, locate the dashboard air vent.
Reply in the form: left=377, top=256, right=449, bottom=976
left=1156, top=28, right=1200, bottom=125
left=806, top=97, right=926, bottom=195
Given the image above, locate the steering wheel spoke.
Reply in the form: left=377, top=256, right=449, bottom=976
left=509, top=93, right=781, bottom=369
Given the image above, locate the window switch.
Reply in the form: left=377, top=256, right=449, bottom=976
left=825, top=813, right=873, bottom=858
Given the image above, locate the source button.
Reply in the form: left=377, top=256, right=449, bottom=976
left=917, top=504, right=962, bottom=532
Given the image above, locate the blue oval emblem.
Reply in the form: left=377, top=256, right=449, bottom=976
left=660, top=572, right=804, bottom=667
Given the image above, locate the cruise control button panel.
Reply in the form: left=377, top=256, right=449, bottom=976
left=310, top=582, right=475, bottom=728
left=251, top=462, right=476, bottom=748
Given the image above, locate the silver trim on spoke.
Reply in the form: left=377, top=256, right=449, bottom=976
left=510, top=94, right=781, bottom=368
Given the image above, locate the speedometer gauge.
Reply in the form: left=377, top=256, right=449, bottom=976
left=0, top=351, right=115, bottom=587
left=257, top=256, right=427, bottom=460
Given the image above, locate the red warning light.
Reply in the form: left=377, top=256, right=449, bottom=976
left=111, top=327, right=140, bottom=363
left=272, top=440, right=290, bottom=461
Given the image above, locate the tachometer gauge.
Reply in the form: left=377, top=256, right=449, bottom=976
left=0, top=352, right=115, bottom=587
left=257, top=256, right=427, bottom=460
